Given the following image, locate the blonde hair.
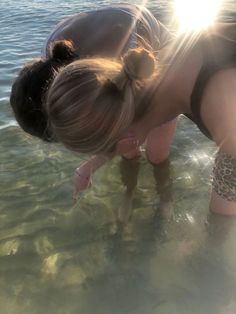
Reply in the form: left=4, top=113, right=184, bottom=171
left=46, top=47, right=157, bottom=154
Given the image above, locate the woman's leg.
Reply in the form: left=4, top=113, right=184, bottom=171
left=117, top=147, right=141, bottom=224
left=147, top=120, right=177, bottom=220
left=121, top=147, right=141, bottom=160
left=153, top=158, right=173, bottom=220
left=145, top=118, right=177, bottom=164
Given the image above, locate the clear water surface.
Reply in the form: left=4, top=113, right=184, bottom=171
left=1, top=1, right=236, bottom=313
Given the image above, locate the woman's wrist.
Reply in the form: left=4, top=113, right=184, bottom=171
left=75, top=154, right=110, bottom=178
left=75, top=168, right=90, bottom=179
left=89, top=154, right=111, bottom=171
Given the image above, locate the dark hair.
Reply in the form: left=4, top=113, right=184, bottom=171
left=10, top=40, right=77, bottom=142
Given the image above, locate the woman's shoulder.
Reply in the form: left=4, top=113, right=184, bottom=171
left=42, top=4, right=161, bottom=59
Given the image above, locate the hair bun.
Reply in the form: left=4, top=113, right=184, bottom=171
left=123, top=48, right=156, bottom=81
left=51, top=40, right=77, bottom=62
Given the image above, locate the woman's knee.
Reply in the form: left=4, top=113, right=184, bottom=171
left=145, top=119, right=177, bottom=164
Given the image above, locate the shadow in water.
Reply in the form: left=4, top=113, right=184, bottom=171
left=105, top=158, right=236, bottom=314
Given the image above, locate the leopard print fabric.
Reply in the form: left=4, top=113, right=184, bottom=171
left=212, top=151, right=236, bottom=202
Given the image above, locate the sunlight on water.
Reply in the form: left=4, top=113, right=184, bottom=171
left=174, top=0, right=223, bottom=32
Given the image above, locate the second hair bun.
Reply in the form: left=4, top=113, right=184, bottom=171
left=51, top=40, right=77, bottom=62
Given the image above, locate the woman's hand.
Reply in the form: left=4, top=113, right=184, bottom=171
left=72, top=154, right=112, bottom=201
left=73, top=166, right=92, bottom=201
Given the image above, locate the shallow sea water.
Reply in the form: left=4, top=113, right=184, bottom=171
left=1, top=0, right=236, bottom=313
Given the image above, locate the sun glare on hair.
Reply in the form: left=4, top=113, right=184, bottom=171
left=174, top=0, right=222, bottom=32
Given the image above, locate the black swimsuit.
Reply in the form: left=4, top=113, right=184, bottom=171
left=184, top=25, right=236, bottom=140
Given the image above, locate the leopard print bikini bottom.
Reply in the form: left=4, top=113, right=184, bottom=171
left=212, top=151, right=236, bottom=202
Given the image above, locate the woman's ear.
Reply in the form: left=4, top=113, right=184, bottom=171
left=115, top=135, right=139, bottom=155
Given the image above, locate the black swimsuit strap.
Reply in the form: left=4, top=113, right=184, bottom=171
left=190, top=63, right=214, bottom=140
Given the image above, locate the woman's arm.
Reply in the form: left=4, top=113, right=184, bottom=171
left=73, top=138, right=141, bottom=200
left=73, top=154, right=112, bottom=200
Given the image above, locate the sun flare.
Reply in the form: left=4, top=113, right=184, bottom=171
left=174, top=0, right=222, bottom=32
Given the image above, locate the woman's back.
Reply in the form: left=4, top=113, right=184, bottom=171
left=42, top=4, right=172, bottom=59
left=42, top=5, right=135, bottom=58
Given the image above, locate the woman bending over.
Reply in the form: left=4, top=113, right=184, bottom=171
left=10, top=4, right=176, bottom=198
left=10, top=4, right=236, bottom=214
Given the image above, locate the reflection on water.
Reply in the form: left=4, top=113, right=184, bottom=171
left=1, top=0, right=236, bottom=313
left=2, top=123, right=236, bottom=314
